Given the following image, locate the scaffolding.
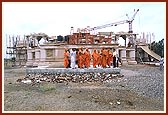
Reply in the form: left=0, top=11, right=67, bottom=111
left=5, top=34, right=27, bottom=67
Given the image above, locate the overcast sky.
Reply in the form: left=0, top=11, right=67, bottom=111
left=2, top=2, right=166, bottom=58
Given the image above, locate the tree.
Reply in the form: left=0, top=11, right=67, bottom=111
left=150, top=38, right=164, bottom=57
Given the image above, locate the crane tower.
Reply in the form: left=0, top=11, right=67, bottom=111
left=89, top=9, right=139, bottom=33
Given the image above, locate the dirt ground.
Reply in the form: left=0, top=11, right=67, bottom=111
left=3, top=64, right=165, bottom=112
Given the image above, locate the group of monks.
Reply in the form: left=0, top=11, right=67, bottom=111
left=64, top=47, right=116, bottom=68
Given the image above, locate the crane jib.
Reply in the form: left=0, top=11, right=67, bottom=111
left=89, top=9, right=139, bottom=32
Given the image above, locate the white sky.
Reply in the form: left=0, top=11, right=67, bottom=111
left=2, top=2, right=166, bottom=58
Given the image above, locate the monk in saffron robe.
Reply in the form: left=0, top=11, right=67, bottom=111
left=84, top=48, right=91, bottom=68
left=78, top=47, right=85, bottom=68
left=100, top=49, right=103, bottom=67
left=107, top=48, right=113, bottom=67
left=92, top=49, right=99, bottom=68
left=101, top=48, right=108, bottom=68
left=64, top=48, right=69, bottom=68
left=81, top=48, right=86, bottom=68
left=97, top=50, right=101, bottom=67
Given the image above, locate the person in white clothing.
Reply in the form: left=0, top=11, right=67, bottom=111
left=159, top=57, right=164, bottom=71
left=70, top=48, right=76, bottom=69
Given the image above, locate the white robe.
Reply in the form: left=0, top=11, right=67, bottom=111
left=70, top=50, right=76, bottom=68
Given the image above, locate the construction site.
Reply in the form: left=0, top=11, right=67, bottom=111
left=3, top=8, right=165, bottom=112
left=4, top=9, right=161, bottom=68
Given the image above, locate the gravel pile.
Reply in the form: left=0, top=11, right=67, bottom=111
left=17, top=72, right=124, bottom=84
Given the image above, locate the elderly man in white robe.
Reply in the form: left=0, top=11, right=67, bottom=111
left=70, top=48, right=76, bottom=69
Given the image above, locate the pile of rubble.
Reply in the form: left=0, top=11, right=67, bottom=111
left=17, top=72, right=124, bottom=84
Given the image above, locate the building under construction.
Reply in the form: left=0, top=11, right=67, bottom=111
left=4, top=9, right=161, bottom=67
left=5, top=30, right=160, bottom=68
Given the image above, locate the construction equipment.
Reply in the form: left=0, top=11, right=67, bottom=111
left=69, top=9, right=139, bottom=45
left=89, top=9, right=139, bottom=33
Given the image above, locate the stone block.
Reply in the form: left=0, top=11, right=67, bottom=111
left=26, top=67, right=121, bottom=75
